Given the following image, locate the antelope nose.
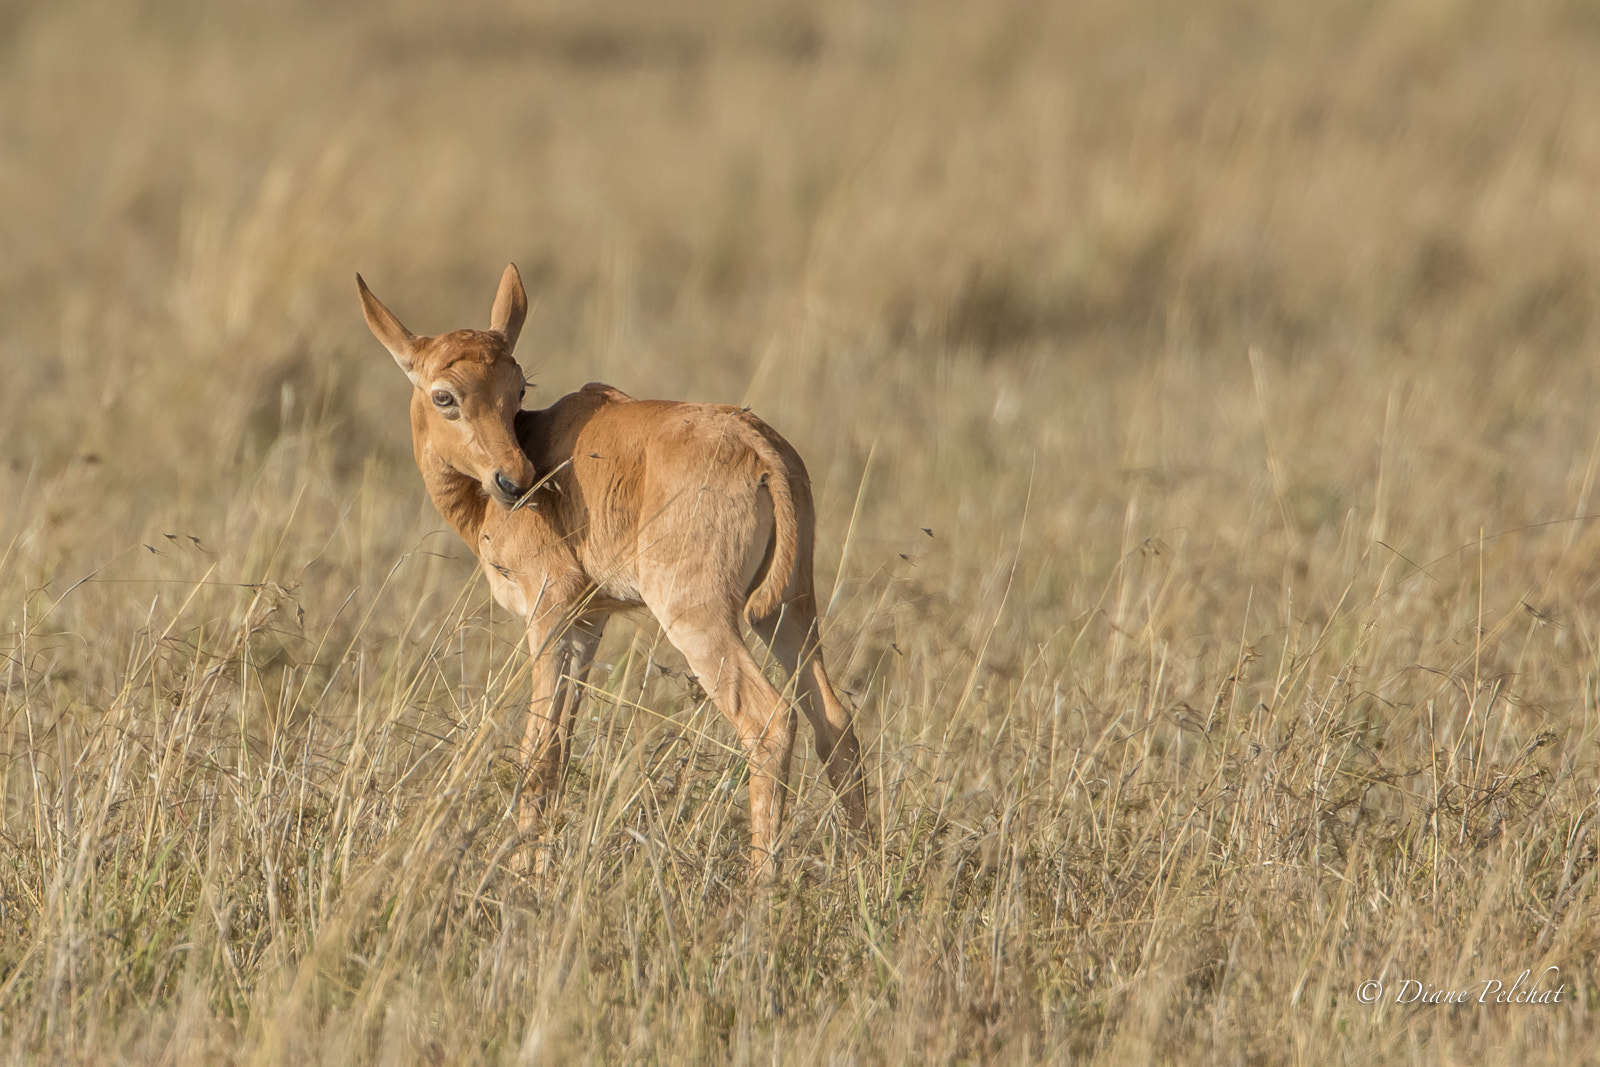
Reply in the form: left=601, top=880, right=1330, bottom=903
left=494, top=471, right=525, bottom=500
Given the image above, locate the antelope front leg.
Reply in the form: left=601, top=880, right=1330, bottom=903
left=517, top=613, right=606, bottom=874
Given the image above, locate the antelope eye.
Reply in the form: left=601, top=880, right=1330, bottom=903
left=431, top=390, right=456, bottom=407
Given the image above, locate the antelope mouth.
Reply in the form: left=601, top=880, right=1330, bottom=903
left=490, top=458, right=571, bottom=512
left=488, top=470, right=532, bottom=509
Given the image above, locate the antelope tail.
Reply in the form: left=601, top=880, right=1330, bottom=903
left=745, top=440, right=799, bottom=622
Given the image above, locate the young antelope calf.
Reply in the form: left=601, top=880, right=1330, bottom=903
left=357, top=265, right=869, bottom=879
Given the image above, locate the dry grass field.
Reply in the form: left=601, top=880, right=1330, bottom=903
left=4, top=0, right=1600, bottom=1061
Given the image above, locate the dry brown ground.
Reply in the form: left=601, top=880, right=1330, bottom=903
left=3, top=0, right=1600, bottom=1062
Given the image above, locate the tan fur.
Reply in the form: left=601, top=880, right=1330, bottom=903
left=358, top=265, right=869, bottom=880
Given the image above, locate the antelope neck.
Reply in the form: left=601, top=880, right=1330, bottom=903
left=411, top=391, right=493, bottom=545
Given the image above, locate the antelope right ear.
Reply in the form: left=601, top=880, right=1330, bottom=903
left=489, top=263, right=528, bottom=352
left=357, top=273, right=420, bottom=384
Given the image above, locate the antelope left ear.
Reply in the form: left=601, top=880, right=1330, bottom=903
left=489, top=263, right=528, bottom=352
left=357, top=273, right=421, bottom=385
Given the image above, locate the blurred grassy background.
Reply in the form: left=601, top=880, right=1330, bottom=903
left=4, top=0, right=1600, bottom=1062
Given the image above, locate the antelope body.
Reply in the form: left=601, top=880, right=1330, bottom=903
left=358, top=265, right=869, bottom=878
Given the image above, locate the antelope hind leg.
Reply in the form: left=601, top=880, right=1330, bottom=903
left=656, top=607, right=797, bottom=883
left=751, top=604, right=869, bottom=836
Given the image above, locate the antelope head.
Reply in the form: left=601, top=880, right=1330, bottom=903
left=358, top=264, right=536, bottom=509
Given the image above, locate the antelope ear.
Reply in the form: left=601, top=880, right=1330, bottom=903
left=489, top=263, right=528, bottom=352
left=357, top=273, right=420, bottom=384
